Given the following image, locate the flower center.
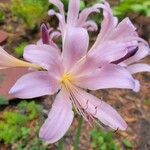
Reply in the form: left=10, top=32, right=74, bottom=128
left=60, top=73, right=73, bottom=85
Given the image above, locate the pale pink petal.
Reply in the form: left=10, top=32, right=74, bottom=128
left=73, top=88, right=127, bottom=131
left=74, top=64, right=140, bottom=92
left=124, top=44, right=150, bottom=65
left=49, top=31, right=61, bottom=42
left=112, top=45, right=138, bottom=64
left=83, top=20, right=98, bottom=31
left=77, top=4, right=104, bottom=26
left=73, top=41, right=140, bottom=76
left=88, top=41, right=129, bottom=66
left=39, top=89, right=74, bottom=143
left=49, top=0, right=65, bottom=16
left=63, top=27, right=89, bottom=70
left=70, top=42, right=127, bottom=77
left=108, top=18, right=137, bottom=41
left=91, top=2, right=117, bottom=49
left=23, top=44, right=63, bottom=76
left=0, top=47, right=38, bottom=69
left=49, top=30, right=61, bottom=50
left=9, top=71, right=59, bottom=99
left=48, top=10, right=65, bottom=34
left=67, top=0, right=80, bottom=25
left=71, top=41, right=131, bottom=76
left=127, top=63, right=150, bottom=74
left=69, top=55, right=98, bottom=77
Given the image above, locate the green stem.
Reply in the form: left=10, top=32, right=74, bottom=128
left=58, top=138, right=64, bottom=150
left=73, top=117, right=83, bottom=150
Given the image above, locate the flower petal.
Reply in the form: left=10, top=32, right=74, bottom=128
left=91, top=2, right=117, bottom=49
left=73, top=88, right=127, bottom=131
left=63, top=27, right=89, bottom=70
left=83, top=20, right=98, bottom=31
left=70, top=41, right=129, bottom=77
left=48, top=9, right=65, bottom=34
left=41, top=23, right=50, bottom=44
left=74, top=64, right=140, bottom=92
left=108, top=18, right=137, bottom=41
left=124, top=43, right=150, bottom=65
left=0, top=47, right=38, bottom=69
left=9, top=71, right=59, bottom=99
left=88, top=41, right=128, bottom=66
left=67, top=0, right=80, bottom=25
left=39, top=89, right=74, bottom=143
left=50, top=0, right=65, bottom=16
left=23, top=44, right=63, bottom=77
left=127, top=63, right=150, bottom=74
left=77, top=3, right=104, bottom=27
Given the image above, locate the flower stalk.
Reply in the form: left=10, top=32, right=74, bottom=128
left=58, top=138, right=64, bottom=150
left=73, top=117, right=83, bottom=150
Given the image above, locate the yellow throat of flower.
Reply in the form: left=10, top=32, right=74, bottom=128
left=60, top=73, right=73, bottom=86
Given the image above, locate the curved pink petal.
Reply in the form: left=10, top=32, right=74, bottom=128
left=67, top=0, right=80, bottom=25
left=50, top=0, right=65, bottom=16
left=0, top=47, right=38, bottom=69
left=48, top=9, right=65, bottom=34
left=38, top=25, right=61, bottom=51
left=88, top=41, right=129, bottom=66
left=63, top=27, right=89, bottom=70
left=83, top=20, right=98, bottom=31
left=74, top=64, right=140, bottom=92
left=91, top=2, right=117, bottom=49
left=23, top=44, right=63, bottom=77
left=72, top=88, right=127, bottom=131
left=9, top=71, right=59, bottom=99
left=108, top=18, right=137, bottom=41
left=124, top=44, right=150, bottom=65
left=39, top=89, right=74, bottom=143
left=70, top=41, right=128, bottom=77
left=127, top=63, right=150, bottom=74
left=49, top=0, right=65, bottom=34
left=77, top=3, right=104, bottom=26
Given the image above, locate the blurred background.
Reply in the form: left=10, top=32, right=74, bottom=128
left=0, top=0, right=150, bottom=150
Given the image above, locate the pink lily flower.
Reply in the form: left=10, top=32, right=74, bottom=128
left=0, top=0, right=148, bottom=144
left=5, top=1, right=144, bottom=144
left=93, top=2, right=150, bottom=74
left=47, top=0, right=150, bottom=74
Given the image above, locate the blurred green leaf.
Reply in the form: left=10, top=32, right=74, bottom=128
left=4, top=112, right=27, bottom=126
left=0, top=123, right=21, bottom=144
left=0, top=100, right=46, bottom=149
left=0, top=96, right=9, bottom=105
left=113, top=0, right=150, bottom=18
left=123, top=139, right=133, bottom=148
left=14, top=42, right=27, bottom=57
left=90, top=127, right=120, bottom=150
left=11, top=0, right=49, bottom=29
left=0, top=10, right=5, bottom=23
left=144, top=99, right=150, bottom=106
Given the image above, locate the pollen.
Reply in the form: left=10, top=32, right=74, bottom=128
left=60, top=73, right=73, bottom=85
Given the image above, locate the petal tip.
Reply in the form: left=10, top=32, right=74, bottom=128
left=119, top=122, right=128, bottom=131
left=133, top=80, right=140, bottom=92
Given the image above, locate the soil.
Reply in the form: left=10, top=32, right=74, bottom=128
left=0, top=1, right=150, bottom=150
